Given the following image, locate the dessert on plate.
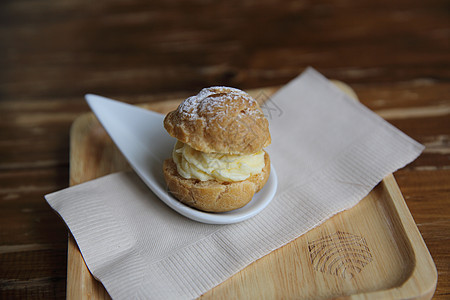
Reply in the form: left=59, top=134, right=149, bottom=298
left=163, top=86, right=271, bottom=212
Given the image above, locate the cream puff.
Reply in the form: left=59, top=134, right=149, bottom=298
left=163, top=87, right=271, bottom=212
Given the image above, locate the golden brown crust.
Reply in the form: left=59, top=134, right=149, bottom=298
left=163, top=151, right=271, bottom=212
left=163, top=87, right=271, bottom=155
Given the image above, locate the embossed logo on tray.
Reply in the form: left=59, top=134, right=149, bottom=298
left=308, top=231, right=373, bottom=279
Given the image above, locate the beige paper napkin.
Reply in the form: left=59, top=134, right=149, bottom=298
left=45, top=68, right=424, bottom=299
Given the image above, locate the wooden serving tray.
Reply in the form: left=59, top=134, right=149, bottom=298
left=68, top=85, right=437, bottom=299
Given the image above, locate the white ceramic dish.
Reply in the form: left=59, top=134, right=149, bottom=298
left=85, top=94, right=278, bottom=224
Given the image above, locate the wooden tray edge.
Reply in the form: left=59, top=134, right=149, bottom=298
left=67, top=114, right=112, bottom=299
left=351, top=174, right=437, bottom=299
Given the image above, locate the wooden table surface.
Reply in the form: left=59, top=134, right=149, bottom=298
left=1, top=0, right=448, bottom=298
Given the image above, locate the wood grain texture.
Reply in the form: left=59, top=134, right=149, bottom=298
left=67, top=88, right=437, bottom=299
left=0, top=0, right=449, bottom=298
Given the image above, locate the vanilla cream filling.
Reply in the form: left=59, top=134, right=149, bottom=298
left=172, top=141, right=265, bottom=182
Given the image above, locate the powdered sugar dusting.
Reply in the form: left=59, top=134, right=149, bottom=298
left=177, top=86, right=262, bottom=121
